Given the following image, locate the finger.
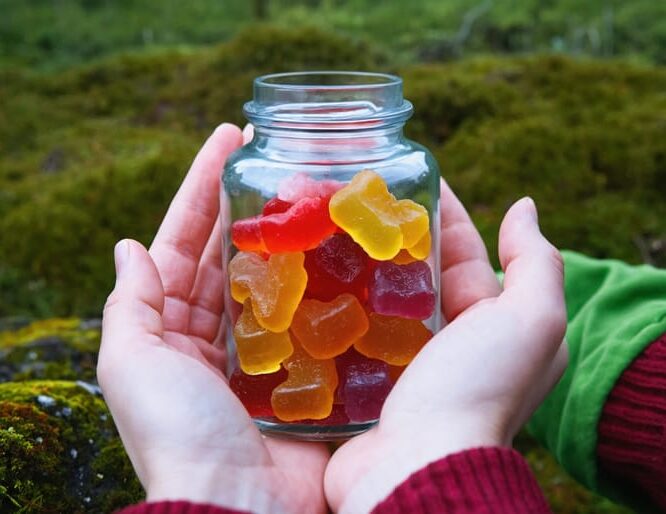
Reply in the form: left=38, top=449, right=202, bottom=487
left=99, top=240, right=165, bottom=384
left=439, top=178, right=501, bottom=320
left=242, top=123, right=254, bottom=144
left=498, top=197, right=567, bottom=344
left=150, top=123, right=243, bottom=332
left=187, top=220, right=224, bottom=342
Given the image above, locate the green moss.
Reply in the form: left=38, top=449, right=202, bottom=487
left=0, top=319, right=100, bottom=382
left=403, top=56, right=666, bottom=267
left=0, top=381, right=142, bottom=513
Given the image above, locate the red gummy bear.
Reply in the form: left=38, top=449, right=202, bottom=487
left=262, top=197, right=292, bottom=216
left=304, top=233, right=373, bottom=302
left=260, top=196, right=337, bottom=252
left=232, top=196, right=337, bottom=253
left=229, top=367, right=288, bottom=418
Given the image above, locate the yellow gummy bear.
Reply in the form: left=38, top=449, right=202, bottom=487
left=329, top=170, right=430, bottom=260
left=406, top=229, right=431, bottom=260
left=234, top=300, right=293, bottom=375
left=229, top=251, right=307, bottom=332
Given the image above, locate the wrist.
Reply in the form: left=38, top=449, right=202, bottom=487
left=146, top=464, right=290, bottom=514
left=337, top=420, right=505, bottom=514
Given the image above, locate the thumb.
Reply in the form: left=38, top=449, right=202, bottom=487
left=99, top=240, right=165, bottom=383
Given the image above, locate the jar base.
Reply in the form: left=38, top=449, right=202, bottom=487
left=254, top=418, right=377, bottom=441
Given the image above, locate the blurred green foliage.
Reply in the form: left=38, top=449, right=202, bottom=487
left=1, top=0, right=665, bottom=70
left=1, top=26, right=664, bottom=318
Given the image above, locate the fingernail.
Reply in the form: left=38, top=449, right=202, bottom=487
left=114, top=240, right=130, bottom=277
left=521, top=196, right=538, bottom=223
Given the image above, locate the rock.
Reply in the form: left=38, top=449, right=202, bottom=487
left=0, top=319, right=100, bottom=383
left=0, top=380, right=143, bottom=513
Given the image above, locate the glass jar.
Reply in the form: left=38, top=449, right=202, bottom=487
left=221, top=71, right=441, bottom=441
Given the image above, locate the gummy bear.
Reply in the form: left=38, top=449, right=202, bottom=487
left=355, top=313, right=433, bottom=366
left=406, top=230, right=431, bottom=260
left=271, top=339, right=339, bottom=421
left=336, top=348, right=392, bottom=423
left=260, top=196, right=338, bottom=252
left=368, top=261, right=436, bottom=320
left=278, top=172, right=343, bottom=203
left=290, top=293, right=369, bottom=359
left=229, top=251, right=307, bottom=332
left=304, top=233, right=372, bottom=302
left=230, top=215, right=266, bottom=253
left=388, top=364, right=407, bottom=383
left=232, top=197, right=337, bottom=253
left=233, top=300, right=294, bottom=375
left=229, top=366, right=288, bottom=417
left=262, top=197, right=293, bottom=215
left=329, top=170, right=429, bottom=260
left=299, top=405, right=350, bottom=426
left=392, top=250, right=418, bottom=265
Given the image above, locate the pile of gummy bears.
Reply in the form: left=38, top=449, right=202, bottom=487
left=228, top=169, right=436, bottom=425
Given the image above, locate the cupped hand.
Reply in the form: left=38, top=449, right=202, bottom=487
left=326, top=180, right=568, bottom=513
left=98, top=123, right=329, bottom=514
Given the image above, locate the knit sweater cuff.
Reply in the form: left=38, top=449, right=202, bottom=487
left=597, top=332, right=666, bottom=510
left=372, top=447, right=551, bottom=514
left=115, top=500, right=248, bottom=514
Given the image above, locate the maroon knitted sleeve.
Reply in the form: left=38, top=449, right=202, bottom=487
left=115, top=500, right=248, bottom=514
left=372, top=447, right=551, bottom=514
left=597, top=332, right=666, bottom=510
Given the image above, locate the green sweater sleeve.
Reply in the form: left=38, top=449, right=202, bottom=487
left=526, top=250, right=666, bottom=500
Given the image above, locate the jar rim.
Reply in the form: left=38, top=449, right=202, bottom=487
left=255, top=71, right=402, bottom=90
left=245, top=70, right=413, bottom=129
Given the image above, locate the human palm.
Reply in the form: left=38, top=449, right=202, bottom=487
left=99, top=124, right=328, bottom=514
left=325, top=181, right=567, bottom=513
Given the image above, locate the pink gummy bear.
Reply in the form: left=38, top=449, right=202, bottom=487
left=368, top=261, right=436, bottom=320
left=277, top=172, right=343, bottom=203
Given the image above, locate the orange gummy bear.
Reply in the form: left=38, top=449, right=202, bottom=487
left=234, top=300, right=294, bottom=375
left=271, top=339, right=339, bottom=421
left=290, top=293, right=369, bottom=359
left=354, top=312, right=433, bottom=366
left=329, top=170, right=430, bottom=261
left=229, top=251, right=307, bottom=333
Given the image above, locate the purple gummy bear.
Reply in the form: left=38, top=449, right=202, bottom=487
left=336, top=349, right=392, bottom=423
left=368, top=261, right=436, bottom=320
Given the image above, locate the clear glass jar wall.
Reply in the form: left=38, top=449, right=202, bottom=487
left=221, top=72, right=441, bottom=441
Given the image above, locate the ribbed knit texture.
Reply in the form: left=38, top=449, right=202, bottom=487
left=372, top=447, right=551, bottom=514
left=116, top=500, right=248, bottom=514
left=597, top=332, right=666, bottom=511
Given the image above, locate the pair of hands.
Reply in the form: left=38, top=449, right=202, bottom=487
left=98, top=123, right=567, bottom=514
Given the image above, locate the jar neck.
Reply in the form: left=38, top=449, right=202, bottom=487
left=243, top=72, right=412, bottom=164
left=251, top=124, right=407, bottom=164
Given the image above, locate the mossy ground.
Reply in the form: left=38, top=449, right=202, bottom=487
left=0, top=319, right=100, bottom=382
left=0, top=380, right=143, bottom=513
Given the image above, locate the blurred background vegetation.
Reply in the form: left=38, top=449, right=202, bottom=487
left=0, top=0, right=664, bottom=512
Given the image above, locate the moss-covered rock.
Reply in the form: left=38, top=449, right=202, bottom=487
left=0, top=380, right=142, bottom=513
left=0, top=319, right=101, bottom=382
